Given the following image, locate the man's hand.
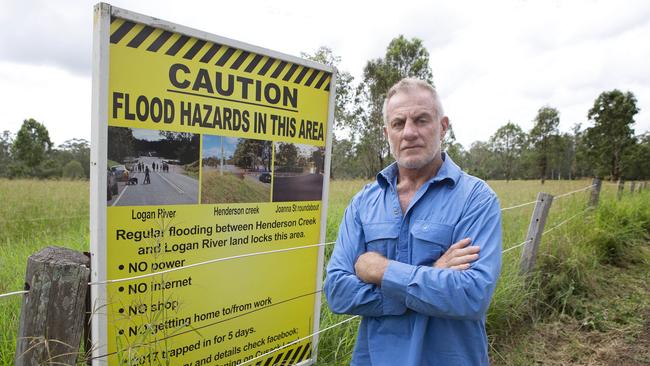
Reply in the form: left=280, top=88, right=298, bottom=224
left=355, top=252, right=389, bottom=286
left=434, top=238, right=480, bottom=270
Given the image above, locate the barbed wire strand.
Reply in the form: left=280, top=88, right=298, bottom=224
left=502, top=239, right=531, bottom=254
left=553, top=184, right=595, bottom=200
left=87, top=289, right=324, bottom=362
left=239, top=315, right=360, bottom=366
left=0, top=184, right=596, bottom=225
left=0, top=187, right=599, bottom=299
left=0, top=202, right=597, bottom=299
left=64, top=204, right=594, bottom=362
left=0, top=290, right=28, bottom=299
left=501, top=205, right=593, bottom=254
left=500, top=200, right=539, bottom=211
left=88, top=241, right=337, bottom=286
left=542, top=206, right=592, bottom=236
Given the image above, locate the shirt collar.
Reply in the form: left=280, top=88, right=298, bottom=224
left=376, top=152, right=462, bottom=189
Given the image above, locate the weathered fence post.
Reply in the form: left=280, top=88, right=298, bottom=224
left=617, top=179, right=625, bottom=200
left=15, top=246, right=90, bottom=366
left=589, top=178, right=602, bottom=207
left=520, top=192, right=554, bottom=275
left=630, top=181, right=636, bottom=194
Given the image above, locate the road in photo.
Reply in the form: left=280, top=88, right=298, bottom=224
left=272, top=142, right=325, bottom=202
left=272, top=174, right=323, bottom=202
left=108, top=156, right=198, bottom=206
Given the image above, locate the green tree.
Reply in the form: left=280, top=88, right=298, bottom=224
left=11, top=118, right=53, bottom=170
left=330, top=136, right=360, bottom=179
left=232, top=139, right=272, bottom=171
left=622, top=133, right=650, bottom=180
left=301, top=47, right=356, bottom=131
left=529, top=106, right=560, bottom=184
left=490, top=122, right=526, bottom=181
left=275, top=143, right=298, bottom=170
left=583, top=90, right=638, bottom=181
left=55, top=138, right=90, bottom=178
left=62, top=160, right=84, bottom=179
left=107, top=127, right=135, bottom=163
left=356, top=35, right=434, bottom=177
left=464, top=141, right=497, bottom=180
left=302, top=47, right=358, bottom=178
left=0, top=130, right=12, bottom=177
left=312, top=147, right=325, bottom=173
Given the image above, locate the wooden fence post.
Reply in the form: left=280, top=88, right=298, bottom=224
left=589, top=178, right=602, bottom=207
left=520, top=192, right=554, bottom=275
left=630, top=181, right=636, bottom=194
left=15, top=246, right=90, bottom=366
left=617, top=179, right=625, bottom=200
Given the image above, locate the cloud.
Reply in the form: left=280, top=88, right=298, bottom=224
left=0, top=0, right=93, bottom=75
left=0, top=0, right=648, bottom=147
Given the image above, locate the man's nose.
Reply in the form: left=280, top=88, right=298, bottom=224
left=402, top=118, right=418, bottom=139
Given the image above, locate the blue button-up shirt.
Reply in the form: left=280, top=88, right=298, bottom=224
left=324, top=153, right=502, bottom=366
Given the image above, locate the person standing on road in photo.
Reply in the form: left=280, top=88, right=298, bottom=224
left=324, top=78, right=502, bottom=365
left=144, top=166, right=151, bottom=184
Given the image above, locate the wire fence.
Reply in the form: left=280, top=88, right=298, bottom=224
left=0, top=184, right=599, bottom=300
left=0, top=182, right=624, bottom=364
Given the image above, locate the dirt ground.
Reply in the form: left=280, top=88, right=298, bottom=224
left=493, top=255, right=650, bottom=366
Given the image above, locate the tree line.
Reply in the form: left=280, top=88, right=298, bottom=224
left=1, top=35, right=648, bottom=181
left=0, top=118, right=89, bottom=179
left=301, top=37, right=648, bottom=182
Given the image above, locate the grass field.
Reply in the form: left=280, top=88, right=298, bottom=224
left=0, top=178, right=648, bottom=365
left=201, top=171, right=270, bottom=203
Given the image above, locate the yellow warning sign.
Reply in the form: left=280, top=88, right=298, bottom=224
left=92, top=5, right=333, bottom=366
left=108, top=17, right=330, bottom=147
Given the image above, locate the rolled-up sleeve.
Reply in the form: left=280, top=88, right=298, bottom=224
left=324, top=193, right=407, bottom=317
left=381, top=187, right=502, bottom=320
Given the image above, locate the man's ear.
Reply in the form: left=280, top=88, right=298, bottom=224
left=440, top=116, right=449, bottom=139
left=383, top=125, right=388, bottom=139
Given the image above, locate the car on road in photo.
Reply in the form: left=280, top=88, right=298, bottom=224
left=110, top=165, right=130, bottom=182
left=259, top=172, right=272, bottom=183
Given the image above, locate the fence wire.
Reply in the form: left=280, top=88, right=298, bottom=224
left=501, top=200, right=538, bottom=211
left=502, top=239, right=531, bottom=254
left=0, top=185, right=599, bottom=301
left=0, top=188, right=604, bottom=365
left=542, top=206, right=593, bottom=236
left=553, top=184, right=595, bottom=200
left=240, top=315, right=360, bottom=366
left=87, top=288, right=324, bottom=362
left=0, top=185, right=599, bottom=299
left=0, top=290, right=28, bottom=299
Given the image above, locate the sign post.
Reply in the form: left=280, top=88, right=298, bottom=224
left=91, top=3, right=335, bottom=365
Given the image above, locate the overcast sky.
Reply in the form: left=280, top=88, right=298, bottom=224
left=1, top=0, right=649, bottom=149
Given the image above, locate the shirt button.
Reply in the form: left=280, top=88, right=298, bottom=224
left=393, top=208, right=398, bottom=215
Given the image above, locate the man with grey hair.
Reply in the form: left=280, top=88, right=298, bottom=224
left=324, top=78, right=502, bottom=365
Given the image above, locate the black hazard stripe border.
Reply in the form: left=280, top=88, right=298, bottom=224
left=255, top=342, right=312, bottom=366
left=109, top=17, right=331, bottom=91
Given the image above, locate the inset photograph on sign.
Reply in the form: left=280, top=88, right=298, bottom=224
left=107, top=127, right=200, bottom=206
left=272, top=142, right=325, bottom=202
left=201, top=135, right=272, bottom=204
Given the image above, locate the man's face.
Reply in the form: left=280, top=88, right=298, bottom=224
left=384, top=88, right=448, bottom=170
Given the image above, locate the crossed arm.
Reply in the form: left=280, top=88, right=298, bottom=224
left=324, top=190, right=502, bottom=320
left=355, top=238, right=480, bottom=285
